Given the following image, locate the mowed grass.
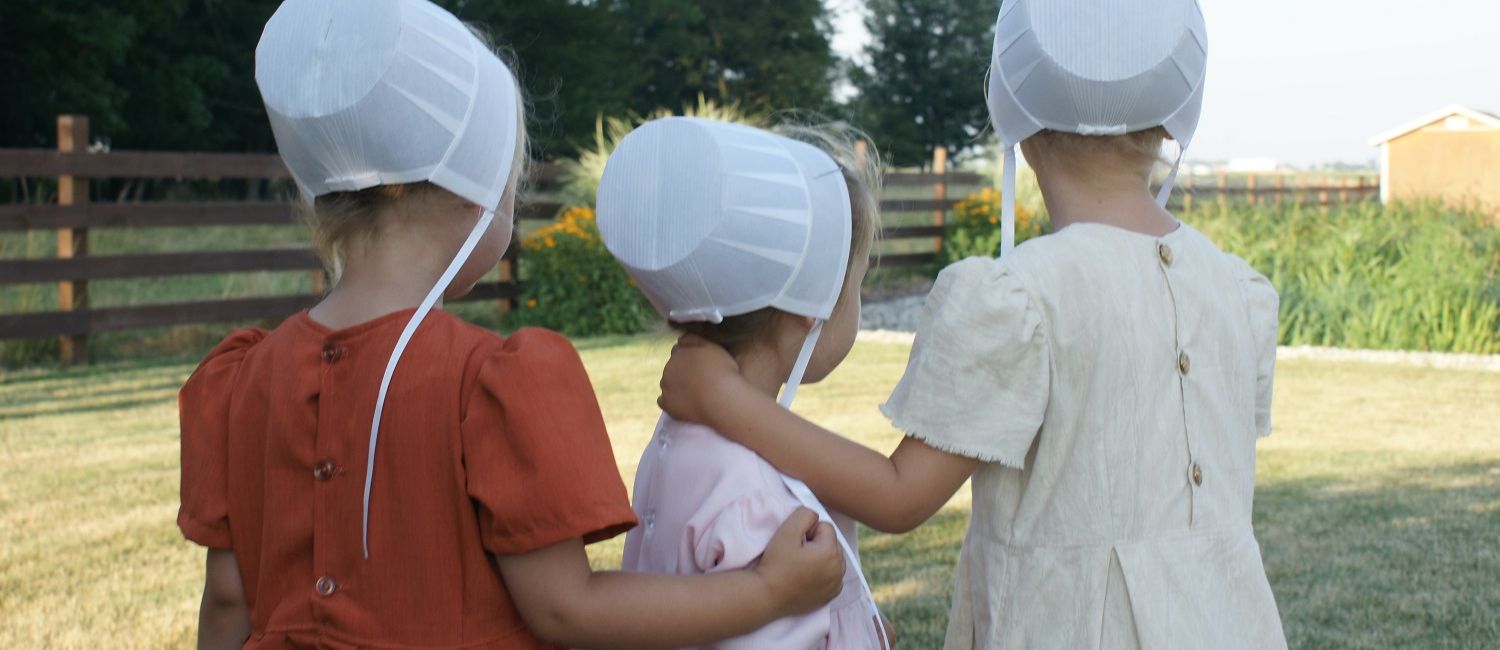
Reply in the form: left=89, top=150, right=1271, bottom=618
left=2, top=336, right=1498, bottom=648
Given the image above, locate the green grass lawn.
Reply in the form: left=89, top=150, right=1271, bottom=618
left=2, top=335, right=1498, bottom=648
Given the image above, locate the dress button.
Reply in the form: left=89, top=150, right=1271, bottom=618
left=321, top=343, right=344, bottom=363
left=315, top=576, right=338, bottom=597
left=1158, top=242, right=1174, bottom=266
left=1191, top=463, right=1204, bottom=487
left=645, top=512, right=657, bottom=530
left=1177, top=351, right=1191, bottom=375
left=313, top=459, right=336, bottom=481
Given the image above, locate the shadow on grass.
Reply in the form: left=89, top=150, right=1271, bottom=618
left=1, top=355, right=196, bottom=385
left=1256, top=459, right=1500, bottom=649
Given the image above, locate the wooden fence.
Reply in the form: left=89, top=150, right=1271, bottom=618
left=0, top=116, right=985, bottom=363
left=1166, top=171, right=1380, bottom=211
left=1, top=117, right=1383, bottom=363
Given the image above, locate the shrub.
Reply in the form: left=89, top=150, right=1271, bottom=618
left=941, top=187, right=1044, bottom=264
left=1194, top=201, right=1499, bottom=354
left=506, top=206, right=655, bottom=337
left=557, top=95, right=766, bottom=206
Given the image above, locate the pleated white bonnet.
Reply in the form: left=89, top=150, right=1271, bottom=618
left=987, top=0, right=1208, bottom=254
left=597, top=117, right=853, bottom=325
left=257, top=0, right=521, bottom=211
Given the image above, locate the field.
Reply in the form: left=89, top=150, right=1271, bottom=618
left=2, top=336, right=1498, bottom=648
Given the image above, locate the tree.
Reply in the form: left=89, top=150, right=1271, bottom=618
left=613, top=0, right=837, bottom=116
left=440, top=0, right=640, bottom=158
left=852, top=0, right=996, bottom=166
left=0, top=1, right=841, bottom=159
left=0, top=0, right=280, bottom=151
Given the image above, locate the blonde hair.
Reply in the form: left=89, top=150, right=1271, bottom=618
left=674, top=120, right=884, bottom=353
left=1021, top=127, right=1168, bottom=180
left=301, top=27, right=530, bottom=283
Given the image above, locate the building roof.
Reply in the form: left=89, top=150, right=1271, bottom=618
left=1369, top=105, right=1500, bottom=146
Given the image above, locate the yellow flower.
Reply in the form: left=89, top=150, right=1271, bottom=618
left=526, top=298, right=538, bottom=308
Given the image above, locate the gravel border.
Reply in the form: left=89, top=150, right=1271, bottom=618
left=856, top=330, right=1500, bottom=373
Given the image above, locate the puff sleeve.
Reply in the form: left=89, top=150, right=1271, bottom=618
left=881, top=258, right=1051, bottom=469
left=177, top=328, right=268, bottom=548
left=690, top=491, right=832, bottom=649
left=461, top=328, right=638, bottom=555
left=1236, top=261, right=1281, bottom=438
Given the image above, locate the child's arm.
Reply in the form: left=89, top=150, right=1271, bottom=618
left=658, top=337, right=980, bottom=533
left=498, top=507, right=844, bottom=650
left=196, top=549, right=250, bottom=650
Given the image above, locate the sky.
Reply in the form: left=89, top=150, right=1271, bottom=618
left=828, top=0, right=1500, bottom=167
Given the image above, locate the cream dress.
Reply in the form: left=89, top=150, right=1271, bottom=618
left=883, top=223, right=1287, bottom=649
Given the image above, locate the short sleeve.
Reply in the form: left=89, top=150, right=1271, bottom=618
left=881, top=258, right=1050, bottom=468
left=178, top=328, right=267, bottom=549
left=692, top=491, right=832, bottom=650
left=1236, top=262, right=1280, bottom=438
left=461, top=328, right=638, bottom=555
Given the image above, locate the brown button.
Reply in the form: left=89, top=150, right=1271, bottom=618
left=321, top=343, right=344, bottom=363
left=313, top=459, right=336, bottom=481
left=1191, top=463, right=1204, bottom=487
left=1158, top=242, right=1174, bottom=266
left=1177, top=351, right=1191, bottom=375
left=315, top=575, right=338, bottom=597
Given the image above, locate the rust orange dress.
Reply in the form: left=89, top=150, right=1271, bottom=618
left=177, top=309, right=638, bottom=649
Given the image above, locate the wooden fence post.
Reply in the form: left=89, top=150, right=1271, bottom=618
left=1275, top=174, right=1285, bottom=206
left=1319, top=174, right=1329, bottom=206
left=497, top=247, right=516, bottom=322
left=56, top=115, right=89, bottom=364
left=931, top=147, right=947, bottom=253
left=1183, top=172, right=1194, bottom=214
left=1247, top=173, right=1258, bottom=206
left=1217, top=170, right=1228, bottom=209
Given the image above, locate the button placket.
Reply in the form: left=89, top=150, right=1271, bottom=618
left=1157, top=238, right=1201, bottom=525
left=321, top=342, right=345, bottom=363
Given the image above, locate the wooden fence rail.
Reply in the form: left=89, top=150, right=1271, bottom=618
left=0, top=117, right=982, bottom=361
left=1, top=115, right=1378, bottom=363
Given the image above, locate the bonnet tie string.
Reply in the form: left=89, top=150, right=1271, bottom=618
left=362, top=207, right=496, bottom=558
left=776, top=320, right=892, bottom=650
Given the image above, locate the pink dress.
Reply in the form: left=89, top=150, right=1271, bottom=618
left=622, top=416, right=882, bottom=649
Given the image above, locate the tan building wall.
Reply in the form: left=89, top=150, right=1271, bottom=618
left=1386, top=118, right=1500, bottom=212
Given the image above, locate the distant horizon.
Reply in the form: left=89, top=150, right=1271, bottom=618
left=827, top=0, right=1500, bottom=167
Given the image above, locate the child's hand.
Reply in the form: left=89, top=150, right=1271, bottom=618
left=876, top=614, right=896, bottom=647
left=658, top=335, right=744, bottom=426
left=754, top=507, right=845, bottom=618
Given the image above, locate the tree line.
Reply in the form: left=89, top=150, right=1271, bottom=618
left=0, top=0, right=996, bottom=167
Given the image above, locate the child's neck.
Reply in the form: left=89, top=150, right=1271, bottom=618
left=1037, top=166, right=1180, bottom=237
left=309, top=231, right=454, bottom=330
left=733, top=346, right=793, bottom=404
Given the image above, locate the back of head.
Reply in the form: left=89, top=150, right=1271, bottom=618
left=987, top=0, right=1207, bottom=149
left=986, top=0, right=1208, bottom=254
left=596, top=117, right=866, bottom=327
left=256, top=0, right=523, bottom=211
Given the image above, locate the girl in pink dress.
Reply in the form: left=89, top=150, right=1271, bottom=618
left=597, top=117, right=890, bottom=649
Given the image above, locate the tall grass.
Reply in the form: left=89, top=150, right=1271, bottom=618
left=1193, top=201, right=1500, bottom=354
